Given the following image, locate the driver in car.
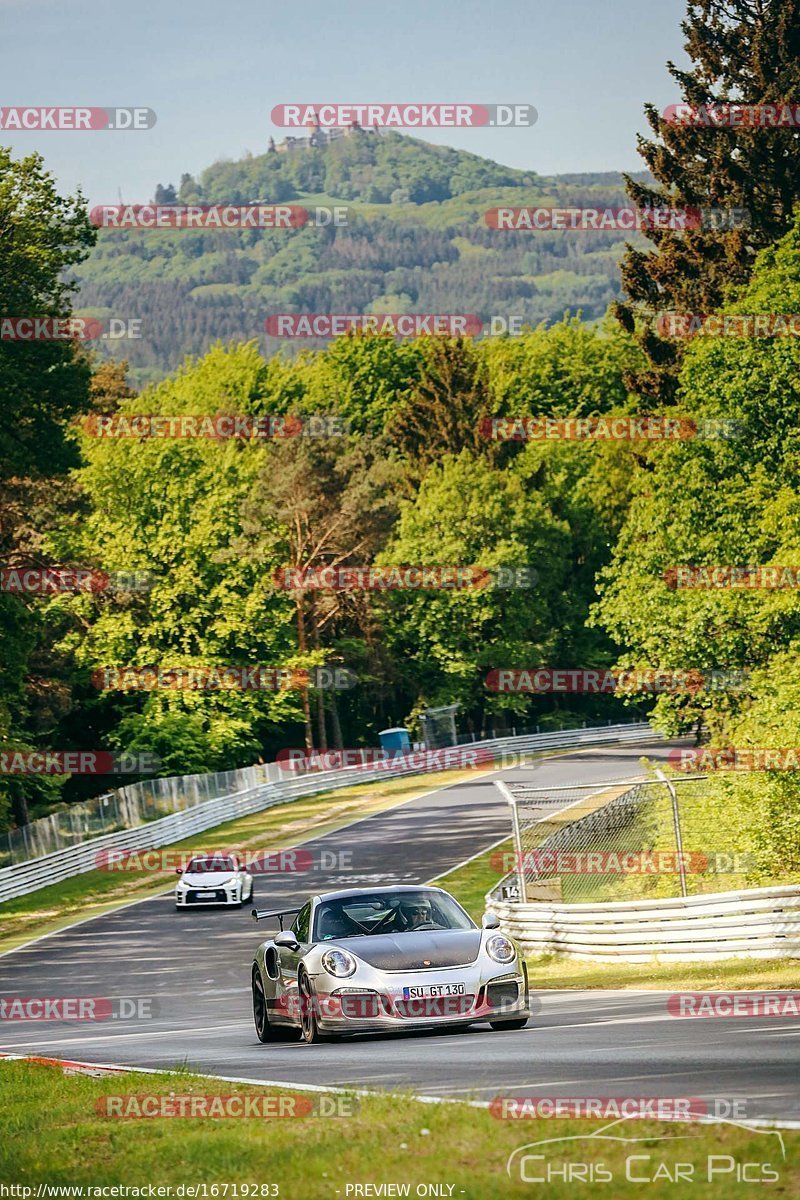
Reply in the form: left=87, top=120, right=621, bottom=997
left=400, top=899, right=434, bottom=930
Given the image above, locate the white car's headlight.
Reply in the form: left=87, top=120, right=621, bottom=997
left=485, top=934, right=516, bottom=964
left=321, top=949, right=357, bottom=978
left=176, top=880, right=189, bottom=890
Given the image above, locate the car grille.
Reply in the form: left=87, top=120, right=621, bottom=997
left=394, top=994, right=475, bottom=1018
left=485, top=981, right=520, bottom=1014
left=339, top=993, right=382, bottom=1019
left=185, top=889, right=228, bottom=903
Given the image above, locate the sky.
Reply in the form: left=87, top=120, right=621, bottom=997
left=0, top=0, right=690, bottom=204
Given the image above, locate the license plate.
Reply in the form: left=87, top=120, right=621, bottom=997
left=402, top=982, right=465, bottom=999
left=195, top=891, right=216, bottom=899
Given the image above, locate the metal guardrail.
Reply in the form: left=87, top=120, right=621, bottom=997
left=487, top=885, right=800, bottom=962
left=0, top=721, right=657, bottom=903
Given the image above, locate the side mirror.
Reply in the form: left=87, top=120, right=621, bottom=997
left=175, top=867, right=183, bottom=875
left=481, top=911, right=501, bottom=929
left=274, top=930, right=300, bottom=950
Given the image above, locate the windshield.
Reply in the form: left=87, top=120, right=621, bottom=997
left=313, top=890, right=475, bottom=940
left=186, top=855, right=236, bottom=874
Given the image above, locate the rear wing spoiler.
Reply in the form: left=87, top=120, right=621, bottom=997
left=252, top=907, right=301, bottom=930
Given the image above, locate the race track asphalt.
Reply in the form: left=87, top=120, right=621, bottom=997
left=2, top=741, right=799, bottom=1123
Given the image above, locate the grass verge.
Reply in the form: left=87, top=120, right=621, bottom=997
left=0, top=764, right=491, bottom=956
left=432, top=840, right=800, bottom=991
left=0, top=1059, right=796, bottom=1197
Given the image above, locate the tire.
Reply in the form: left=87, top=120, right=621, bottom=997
left=489, top=1017, right=529, bottom=1031
left=252, top=964, right=281, bottom=1043
left=299, top=969, right=330, bottom=1044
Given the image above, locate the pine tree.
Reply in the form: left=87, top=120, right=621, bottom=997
left=615, top=0, right=800, bottom=401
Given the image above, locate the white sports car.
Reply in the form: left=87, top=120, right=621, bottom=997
left=175, top=853, right=254, bottom=908
left=251, top=884, right=530, bottom=1043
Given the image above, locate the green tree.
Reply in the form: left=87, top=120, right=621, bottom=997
left=615, top=0, right=800, bottom=400
left=0, top=148, right=95, bottom=828
left=54, top=343, right=305, bottom=771
left=596, top=212, right=800, bottom=735
left=376, top=452, right=571, bottom=728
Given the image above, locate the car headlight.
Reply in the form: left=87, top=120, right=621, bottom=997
left=175, top=880, right=189, bottom=890
left=485, top=934, right=516, bottom=964
left=321, top=949, right=357, bottom=978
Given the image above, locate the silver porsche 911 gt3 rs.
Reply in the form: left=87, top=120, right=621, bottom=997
left=250, top=884, right=529, bottom=1043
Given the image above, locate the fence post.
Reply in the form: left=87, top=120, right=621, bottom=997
left=497, top=780, right=526, bottom=903
left=655, top=768, right=687, bottom=899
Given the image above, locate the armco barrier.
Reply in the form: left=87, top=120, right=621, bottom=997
left=486, top=885, right=800, bottom=962
left=0, top=722, right=657, bottom=903
left=486, top=774, right=800, bottom=961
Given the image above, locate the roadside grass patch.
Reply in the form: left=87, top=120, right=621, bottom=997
left=0, top=1060, right=796, bottom=1197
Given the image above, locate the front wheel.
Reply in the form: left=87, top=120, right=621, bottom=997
left=299, top=969, right=331, bottom=1044
left=489, top=1017, right=529, bottom=1031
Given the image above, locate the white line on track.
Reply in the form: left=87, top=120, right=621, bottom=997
left=3, top=1052, right=800, bottom=1129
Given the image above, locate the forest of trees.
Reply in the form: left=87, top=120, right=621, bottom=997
left=3, top=0, right=800, bottom=892
left=75, top=138, right=645, bottom=384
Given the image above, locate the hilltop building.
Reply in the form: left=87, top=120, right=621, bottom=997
left=270, top=111, right=381, bottom=154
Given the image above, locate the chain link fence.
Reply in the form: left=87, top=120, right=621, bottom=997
left=494, top=771, right=740, bottom=903
left=2, top=716, right=651, bottom=870
left=0, top=763, right=284, bottom=869
left=0, top=719, right=655, bottom=871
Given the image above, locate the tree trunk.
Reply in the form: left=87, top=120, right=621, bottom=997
left=295, top=594, right=314, bottom=752
left=11, top=792, right=29, bottom=829
left=311, top=604, right=328, bottom=751
left=329, top=688, right=344, bottom=750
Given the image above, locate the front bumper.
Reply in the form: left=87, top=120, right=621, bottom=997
left=308, top=968, right=529, bottom=1033
left=176, top=888, right=241, bottom=906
